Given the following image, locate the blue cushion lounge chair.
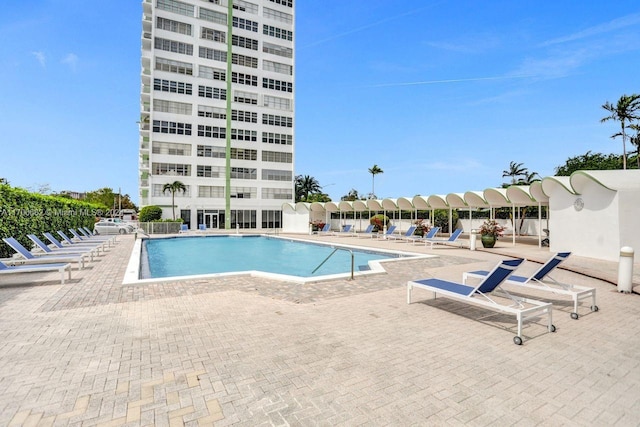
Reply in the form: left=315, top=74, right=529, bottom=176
left=372, top=225, right=397, bottom=238
left=69, top=229, right=115, bottom=245
left=44, top=232, right=104, bottom=252
left=56, top=231, right=109, bottom=251
left=407, top=258, right=555, bottom=345
left=463, top=252, right=598, bottom=319
left=387, top=225, right=416, bottom=242
left=0, top=260, right=71, bottom=285
left=332, top=224, right=354, bottom=236
left=2, top=237, right=86, bottom=270
left=408, top=226, right=440, bottom=245
left=179, top=224, right=189, bottom=233
left=78, top=227, right=116, bottom=245
left=424, top=228, right=463, bottom=248
left=198, top=224, right=207, bottom=232
left=357, top=224, right=375, bottom=238
left=27, top=234, right=97, bottom=261
left=315, top=223, right=331, bottom=234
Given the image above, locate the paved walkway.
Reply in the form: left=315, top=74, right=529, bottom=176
left=0, top=233, right=639, bottom=426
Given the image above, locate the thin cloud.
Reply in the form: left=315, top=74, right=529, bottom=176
left=540, top=12, right=640, bottom=47
left=61, top=53, right=79, bottom=72
left=363, top=74, right=535, bottom=89
left=31, top=51, right=46, bottom=67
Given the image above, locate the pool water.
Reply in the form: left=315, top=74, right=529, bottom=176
left=142, top=236, right=399, bottom=279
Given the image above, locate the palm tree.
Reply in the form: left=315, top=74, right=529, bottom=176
left=295, top=175, right=321, bottom=202
left=162, top=181, right=187, bottom=220
left=628, top=124, right=640, bottom=168
left=368, top=164, right=383, bottom=198
left=502, top=161, right=527, bottom=186
left=601, top=94, right=640, bottom=170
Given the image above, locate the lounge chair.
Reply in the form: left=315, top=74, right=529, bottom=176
left=332, top=224, right=354, bottom=236
left=198, top=224, right=207, bottom=232
left=408, top=226, right=440, bottom=245
left=56, top=230, right=109, bottom=251
left=27, top=234, right=97, bottom=261
left=0, top=260, right=71, bottom=285
left=357, top=224, right=375, bottom=238
left=463, top=252, right=598, bottom=319
left=179, top=224, right=189, bottom=233
left=424, top=228, right=463, bottom=248
left=44, top=232, right=104, bottom=252
left=372, top=225, right=397, bottom=238
left=2, top=237, right=86, bottom=270
left=407, top=258, right=555, bottom=345
left=69, top=229, right=115, bottom=245
left=387, top=226, right=416, bottom=242
left=315, top=223, right=331, bottom=234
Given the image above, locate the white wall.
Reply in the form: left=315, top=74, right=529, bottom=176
left=282, top=210, right=310, bottom=233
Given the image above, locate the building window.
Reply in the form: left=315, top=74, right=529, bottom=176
left=154, top=37, right=193, bottom=56
left=197, top=125, right=226, bottom=139
left=262, top=169, right=292, bottom=181
left=261, top=210, right=282, bottom=228
left=201, top=27, right=225, bottom=43
left=153, top=99, right=192, bottom=115
left=230, top=187, right=256, bottom=199
left=198, top=65, right=225, bottom=81
left=153, top=184, right=191, bottom=197
left=231, top=210, right=257, bottom=229
left=199, top=8, right=227, bottom=25
left=231, top=53, right=258, bottom=69
left=198, top=85, right=226, bottom=100
left=262, top=187, right=293, bottom=200
left=262, top=132, right=292, bottom=145
left=156, top=17, right=192, bottom=35
left=198, top=105, right=226, bottom=119
left=198, top=186, right=225, bottom=198
left=197, top=145, right=225, bottom=158
left=153, top=120, right=192, bottom=135
left=263, top=95, right=291, bottom=111
left=231, top=147, right=257, bottom=160
left=232, top=110, right=257, bottom=123
left=269, top=0, right=293, bottom=7
left=263, top=60, right=292, bottom=75
left=155, top=57, right=193, bottom=75
left=232, top=16, right=258, bottom=32
left=262, top=114, right=292, bottom=127
left=232, top=72, right=258, bottom=86
left=199, top=47, right=227, bottom=62
left=152, top=142, right=191, bottom=156
left=263, top=7, right=292, bottom=24
left=232, top=35, right=259, bottom=50
left=263, top=42, right=293, bottom=58
left=262, top=151, right=292, bottom=163
left=157, top=0, right=194, bottom=17
left=197, top=165, right=223, bottom=178
left=230, top=167, right=257, bottom=180
left=263, top=24, right=293, bottom=41
left=153, top=78, right=193, bottom=95
left=233, top=0, right=258, bottom=14
left=152, top=163, right=191, bottom=176
left=231, top=129, right=257, bottom=142
left=233, top=90, right=258, bottom=105
left=262, top=78, right=292, bottom=93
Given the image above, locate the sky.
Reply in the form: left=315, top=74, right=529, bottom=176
left=1, top=1, right=639, bottom=204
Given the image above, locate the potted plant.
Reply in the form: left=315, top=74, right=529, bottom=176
left=370, top=214, right=390, bottom=232
left=413, top=219, right=431, bottom=237
left=310, top=220, right=325, bottom=232
left=478, top=219, right=505, bottom=248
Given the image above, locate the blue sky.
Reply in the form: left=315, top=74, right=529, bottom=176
left=1, top=1, right=639, bottom=204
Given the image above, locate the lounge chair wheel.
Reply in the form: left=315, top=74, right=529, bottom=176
left=551, top=324, right=557, bottom=332
left=513, top=336, right=523, bottom=345
left=592, top=305, right=599, bottom=312
left=570, top=312, right=579, bottom=320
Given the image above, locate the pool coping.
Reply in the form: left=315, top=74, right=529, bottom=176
left=123, top=234, right=434, bottom=285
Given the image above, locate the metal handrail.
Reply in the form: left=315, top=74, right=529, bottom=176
left=311, top=247, right=354, bottom=280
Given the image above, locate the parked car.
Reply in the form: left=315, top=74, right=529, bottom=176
left=94, top=221, right=131, bottom=235
left=96, top=218, right=136, bottom=232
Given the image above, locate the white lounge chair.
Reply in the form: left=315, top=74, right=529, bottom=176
left=408, top=226, right=440, bottom=245
left=332, top=224, right=354, bottom=236
left=424, top=228, right=463, bottom=248
left=0, top=260, right=71, bottom=285
left=27, top=234, right=97, bottom=261
left=387, top=225, right=416, bottom=242
left=463, top=252, right=598, bottom=319
left=2, top=237, right=87, bottom=270
left=372, top=225, right=397, bottom=238
left=407, top=258, right=555, bottom=345
left=357, top=224, right=375, bottom=238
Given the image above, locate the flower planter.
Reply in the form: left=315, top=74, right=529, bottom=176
left=481, top=234, right=497, bottom=248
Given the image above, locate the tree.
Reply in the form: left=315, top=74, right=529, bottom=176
left=368, top=164, right=383, bottom=198
left=295, top=175, right=321, bottom=202
left=629, top=124, right=640, bottom=169
left=162, top=181, right=187, bottom=220
left=601, top=94, right=640, bottom=170
left=139, top=205, right=162, bottom=222
left=502, top=161, right=528, bottom=186
left=341, top=189, right=362, bottom=201
left=84, top=187, right=138, bottom=213
left=555, top=151, right=626, bottom=176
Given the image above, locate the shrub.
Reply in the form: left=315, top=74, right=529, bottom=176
left=369, top=214, right=390, bottom=232
left=139, top=205, right=162, bottom=222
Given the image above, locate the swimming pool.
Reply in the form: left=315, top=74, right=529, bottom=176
left=126, top=235, right=424, bottom=284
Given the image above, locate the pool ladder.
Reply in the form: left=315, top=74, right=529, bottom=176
left=311, top=247, right=354, bottom=280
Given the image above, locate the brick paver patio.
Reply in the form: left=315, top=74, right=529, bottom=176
left=1, top=233, right=639, bottom=426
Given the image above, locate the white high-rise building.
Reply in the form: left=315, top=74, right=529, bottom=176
left=139, top=0, right=294, bottom=230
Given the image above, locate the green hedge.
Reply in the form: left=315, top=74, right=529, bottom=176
left=0, top=185, right=103, bottom=258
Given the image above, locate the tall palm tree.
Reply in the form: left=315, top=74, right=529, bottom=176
left=502, top=161, right=527, bottom=186
left=162, top=181, right=187, bottom=220
left=368, top=164, right=383, bottom=198
left=295, top=175, right=321, bottom=202
left=628, top=124, right=640, bottom=168
left=601, top=94, right=640, bottom=170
